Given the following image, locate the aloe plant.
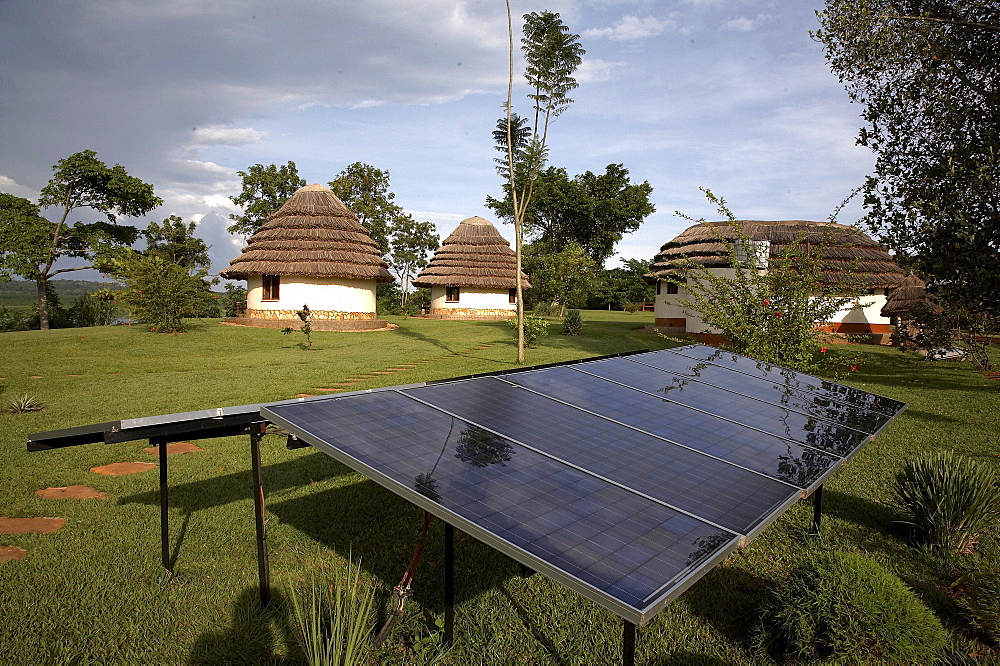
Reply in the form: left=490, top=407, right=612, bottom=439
left=7, top=394, right=43, bottom=413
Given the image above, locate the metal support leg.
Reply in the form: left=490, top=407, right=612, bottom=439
left=250, top=422, right=271, bottom=607
left=623, top=620, right=636, bottom=666
left=811, top=485, right=824, bottom=535
left=518, top=563, right=535, bottom=578
left=444, top=522, right=454, bottom=646
left=155, top=438, right=170, bottom=572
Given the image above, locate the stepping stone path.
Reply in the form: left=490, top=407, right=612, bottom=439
left=0, top=517, right=66, bottom=534
left=313, top=388, right=344, bottom=393
left=35, top=485, right=110, bottom=500
left=142, top=442, right=203, bottom=456
left=90, top=462, right=157, bottom=476
left=0, top=546, right=27, bottom=562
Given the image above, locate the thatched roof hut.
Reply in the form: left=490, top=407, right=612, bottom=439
left=413, top=216, right=530, bottom=290
left=220, top=183, right=394, bottom=283
left=881, top=274, right=939, bottom=318
left=646, top=220, right=905, bottom=289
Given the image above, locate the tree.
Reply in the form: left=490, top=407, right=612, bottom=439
left=500, top=6, right=585, bottom=361
left=144, top=215, right=210, bottom=269
left=228, top=161, right=306, bottom=239
left=0, top=150, right=161, bottom=330
left=389, top=214, right=439, bottom=305
left=591, top=258, right=655, bottom=310
left=112, top=254, right=216, bottom=333
left=488, top=163, right=655, bottom=266
left=522, top=241, right=598, bottom=316
left=671, top=192, right=860, bottom=372
left=814, top=1, right=1000, bottom=314
left=328, top=163, right=403, bottom=256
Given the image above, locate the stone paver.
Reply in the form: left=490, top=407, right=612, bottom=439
left=313, top=388, right=344, bottom=393
left=90, top=462, right=157, bottom=476
left=0, top=517, right=66, bottom=534
left=0, top=546, right=28, bottom=562
left=35, top=485, right=111, bottom=500
left=142, top=442, right=203, bottom=456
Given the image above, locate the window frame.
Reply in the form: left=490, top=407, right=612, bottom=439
left=446, top=285, right=460, bottom=303
left=262, top=274, right=280, bottom=302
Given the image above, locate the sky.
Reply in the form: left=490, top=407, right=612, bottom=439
left=0, top=0, right=873, bottom=283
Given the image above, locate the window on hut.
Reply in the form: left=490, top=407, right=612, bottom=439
left=263, top=275, right=280, bottom=301
left=666, top=282, right=679, bottom=295
left=446, top=286, right=460, bottom=303
left=509, top=288, right=517, bottom=304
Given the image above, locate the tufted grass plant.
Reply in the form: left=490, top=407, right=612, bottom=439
left=6, top=394, right=43, bottom=414
left=895, top=450, right=1000, bottom=554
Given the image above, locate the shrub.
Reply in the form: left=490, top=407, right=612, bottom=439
left=622, top=301, right=643, bottom=313
left=959, top=570, right=1000, bottom=642
left=509, top=314, right=549, bottom=348
left=532, top=302, right=553, bottom=317
left=757, top=550, right=947, bottom=663
left=562, top=309, right=582, bottom=335
left=895, top=450, right=1000, bottom=554
left=7, top=394, right=43, bottom=413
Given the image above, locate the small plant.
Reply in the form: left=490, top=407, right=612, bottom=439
left=562, top=309, right=582, bottom=335
left=622, top=301, right=643, bottom=313
left=509, top=314, right=549, bottom=348
left=7, top=394, right=43, bottom=414
left=282, top=304, right=315, bottom=350
left=895, top=450, right=1000, bottom=554
left=289, top=556, right=376, bottom=666
left=756, top=550, right=947, bottom=663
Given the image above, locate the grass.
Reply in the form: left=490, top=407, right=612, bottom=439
left=0, top=312, right=997, bottom=664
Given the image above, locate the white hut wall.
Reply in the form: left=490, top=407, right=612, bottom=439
left=246, top=275, right=378, bottom=319
left=429, top=286, right=516, bottom=316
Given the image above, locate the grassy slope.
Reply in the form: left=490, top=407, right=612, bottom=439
left=0, top=313, right=996, bottom=664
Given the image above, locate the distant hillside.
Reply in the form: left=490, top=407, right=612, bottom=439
left=0, top=280, right=120, bottom=309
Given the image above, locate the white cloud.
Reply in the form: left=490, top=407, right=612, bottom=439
left=584, top=15, right=676, bottom=41
left=203, top=194, right=240, bottom=211
left=576, top=58, right=618, bottom=83
left=190, top=125, right=264, bottom=146
left=0, top=175, right=37, bottom=199
left=723, top=14, right=775, bottom=32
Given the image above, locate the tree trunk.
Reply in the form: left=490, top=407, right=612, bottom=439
left=36, top=276, right=49, bottom=330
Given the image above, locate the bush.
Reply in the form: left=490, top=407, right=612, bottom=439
left=959, top=570, right=1000, bottom=642
left=562, top=309, right=582, bottom=335
left=6, top=394, right=43, bottom=413
left=533, top=302, right=553, bottom=317
left=509, top=314, right=549, bottom=348
left=757, top=550, right=947, bottom=663
left=895, top=450, right=1000, bottom=554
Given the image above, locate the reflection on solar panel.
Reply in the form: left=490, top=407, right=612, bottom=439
left=262, top=345, right=907, bottom=625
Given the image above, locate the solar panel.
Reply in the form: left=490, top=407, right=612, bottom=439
left=671, top=345, right=905, bottom=417
left=573, top=358, right=869, bottom=457
left=402, top=378, right=798, bottom=536
left=262, top=390, right=740, bottom=622
left=626, top=350, right=894, bottom=435
left=501, top=365, right=841, bottom=487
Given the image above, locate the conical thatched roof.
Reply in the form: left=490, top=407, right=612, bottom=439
left=412, top=216, right=530, bottom=290
left=881, top=274, right=940, bottom=317
left=645, top=220, right=905, bottom=289
left=219, top=183, right=395, bottom=282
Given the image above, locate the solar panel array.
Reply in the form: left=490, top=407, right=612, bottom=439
left=262, top=345, right=905, bottom=624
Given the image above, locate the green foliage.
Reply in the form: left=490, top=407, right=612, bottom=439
left=68, top=289, right=119, bottom=327
left=289, top=557, right=376, bottom=666
left=590, top=258, right=655, bottom=310
left=220, top=283, right=247, bottom=318
left=562, top=309, right=582, bottom=335
left=960, top=569, right=1000, bottom=642
left=282, top=305, right=315, bottom=350
left=895, top=450, right=1000, bottom=554
left=814, top=1, right=1000, bottom=315
left=674, top=191, right=860, bottom=372
left=389, top=215, right=439, bottom=303
left=228, top=162, right=306, bottom=239
left=895, top=300, right=996, bottom=372
left=2, top=150, right=159, bottom=330
left=6, top=394, right=43, bottom=413
left=144, top=215, right=210, bottom=269
left=329, top=163, right=403, bottom=256
left=113, top=254, right=216, bottom=333
left=522, top=242, right=598, bottom=316
left=509, top=313, right=549, bottom=348
left=532, top=301, right=553, bottom=316
left=757, top=550, right=948, bottom=663
left=522, top=10, right=585, bottom=130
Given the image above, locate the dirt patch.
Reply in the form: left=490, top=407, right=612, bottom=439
left=313, top=388, right=344, bottom=393
left=143, top=442, right=203, bottom=456
left=0, top=546, right=28, bottom=562
left=0, top=517, right=66, bottom=534
left=327, top=381, right=358, bottom=386
left=90, top=462, right=157, bottom=476
left=371, top=371, right=395, bottom=375
left=296, top=393, right=316, bottom=398
left=35, top=485, right=111, bottom=501
left=67, top=374, right=81, bottom=377
left=385, top=367, right=408, bottom=371
left=30, top=375, right=43, bottom=379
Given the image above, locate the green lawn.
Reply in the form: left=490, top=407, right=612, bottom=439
left=0, top=313, right=997, bottom=664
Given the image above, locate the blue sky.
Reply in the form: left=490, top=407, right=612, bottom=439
left=0, top=0, right=871, bottom=281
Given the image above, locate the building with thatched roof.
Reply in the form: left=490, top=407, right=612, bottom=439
left=219, top=183, right=395, bottom=331
left=412, top=216, right=530, bottom=319
left=646, top=220, right=906, bottom=340
left=880, top=274, right=939, bottom=319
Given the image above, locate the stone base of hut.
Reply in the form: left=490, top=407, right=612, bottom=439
left=222, top=317, right=392, bottom=331
left=421, top=308, right=516, bottom=320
